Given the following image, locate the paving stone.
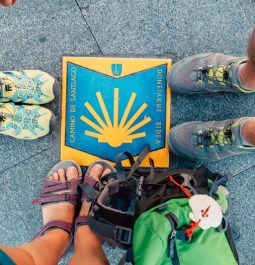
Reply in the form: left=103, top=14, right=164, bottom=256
left=78, top=0, right=250, bottom=58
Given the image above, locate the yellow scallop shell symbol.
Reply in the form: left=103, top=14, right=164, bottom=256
left=80, top=88, right=151, bottom=147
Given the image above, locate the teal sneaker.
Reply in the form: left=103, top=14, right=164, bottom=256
left=168, top=118, right=255, bottom=162
left=0, top=70, right=59, bottom=104
left=0, top=102, right=56, bottom=139
left=167, top=53, right=251, bottom=94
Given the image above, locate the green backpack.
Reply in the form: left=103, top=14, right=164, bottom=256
left=133, top=195, right=238, bottom=265
left=133, top=167, right=239, bottom=265
left=84, top=145, right=239, bottom=265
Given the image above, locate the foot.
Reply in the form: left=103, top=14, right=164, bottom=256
left=69, top=164, right=110, bottom=265
left=42, top=166, right=79, bottom=225
left=168, top=117, right=255, bottom=162
left=0, top=102, right=56, bottom=139
left=0, top=70, right=58, bottom=104
left=0, top=0, right=16, bottom=6
left=167, top=53, right=250, bottom=94
left=79, top=164, right=111, bottom=221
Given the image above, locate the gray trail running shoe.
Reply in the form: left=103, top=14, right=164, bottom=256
left=0, top=102, right=56, bottom=139
left=167, top=53, right=250, bottom=94
left=168, top=118, right=255, bottom=162
left=0, top=70, right=59, bottom=104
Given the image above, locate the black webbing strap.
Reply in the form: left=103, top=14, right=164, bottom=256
left=115, top=151, right=135, bottom=181
left=148, top=168, right=197, bottom=185
left=165, top=212, right=178, bottom=229
left=196, top=166, right=222, bottom=181
left=143, top=158, right=155, bottom=184
left=95, top=180, right=135, bottom=226
left=126, top=144, right=151, bottom=179
left=165, top=213, right=191, bottom=243
left=100, top=172, right=118, bottom=184
left=95, top=202, right=135, bottom=227
left=79, top=182, right=98, bottom=201
left=88, top=216, right=132, bottom=245
left=147, top=168, right=210, bottom=187
left=115, top=144, right=151, bottom=182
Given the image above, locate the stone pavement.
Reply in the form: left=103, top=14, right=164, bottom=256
left=0, top=0, right=254, bottom=264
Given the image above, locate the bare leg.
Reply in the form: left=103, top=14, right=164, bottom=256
left=68, top=164, right=110, bottom=265
left=0, top=166, right=78, bottom=265
left=239, top=29, right=255, bottom=89
left=241, top=118, right=255, bottom=146
left=0, top=0, right=16, bottom=6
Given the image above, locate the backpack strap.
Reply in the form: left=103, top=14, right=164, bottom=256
left=95, top=180, right=135, bottom=226
left=88, top=216, right=133, bottom=245
left=88, top=145, right=151, bottom=248
left=126, top=144, right=151, bottom=180
left=115, top=151, right=135, bottom=181
left=88, top=179, right=135, bottom=247
left=144, top=168, right=203, bottom=185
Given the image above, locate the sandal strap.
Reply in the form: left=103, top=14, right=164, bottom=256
left=42, top=178, right=83, bottom=193
left=33, top=220, right=73, bottom=239
left=81, top=174, right=99, bottom=201
left=84, top=173, right=99, bottom=189
left=80, top=182, right=99, bottom=202
left=80, top=160, right=116, bottom=202
left=32, top=220, right=73, bottom=258
left=33, top=178, right=83, bottom=206
left=32, top=193, right=78, bottom=205
left=75, top=216, right=88, bottom=228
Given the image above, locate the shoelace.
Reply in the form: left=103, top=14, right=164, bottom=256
left=0, top=105, right=39, bottom=129
left=0, top=115, right=6, bottom=123
left=0, top=77, right=42, bottom=99
left=197, top=126, right=232, bottom=148
left=196, top=62, right=234, bottom=87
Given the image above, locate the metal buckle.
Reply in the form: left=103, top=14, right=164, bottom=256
left=136, top=175, right=144, bottom=199
left=114, top=226, right=132, bottom=244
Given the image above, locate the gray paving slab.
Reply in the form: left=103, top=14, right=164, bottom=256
left=0, top=0, right=99, bottom=67
left=239, top=0, right=255, bottom=26
left=0, top=147, right=59, bottom=245
left=77, top=0, right=251, bottom=58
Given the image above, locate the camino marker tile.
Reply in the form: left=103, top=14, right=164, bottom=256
left=61, top=56, right=172, bottom=168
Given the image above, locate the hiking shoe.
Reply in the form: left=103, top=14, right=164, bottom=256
left=0, top=102, right=56, bottom=139
left=0, top=70, right=59, bottom=104
left=168, top=118, right=255, bottom=161
left=167, top=53, right=251, bottom=94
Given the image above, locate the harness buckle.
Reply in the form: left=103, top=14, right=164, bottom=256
left=114, top=226, right=132, bottom=244
left=136, top=175, right=144, bottom=199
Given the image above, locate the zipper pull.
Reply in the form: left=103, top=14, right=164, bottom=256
left=168, top=230, right=177, bottom=258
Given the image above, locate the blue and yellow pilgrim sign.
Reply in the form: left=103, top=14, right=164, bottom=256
left=61, top=57, right=171, bottom=168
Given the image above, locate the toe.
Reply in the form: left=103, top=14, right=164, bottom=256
left=58, top=168, right=66, bottom=182
left=102, top=168, right=111, bottom=176
left=52, top=172, right=59, bottom=181
left=48, top=176, right=53, bottom=180
left=89, top=164, right=103, bottom=181
left=66, top=166, right=79, bottom=181
left=102, top=168, right=111, bottom=184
